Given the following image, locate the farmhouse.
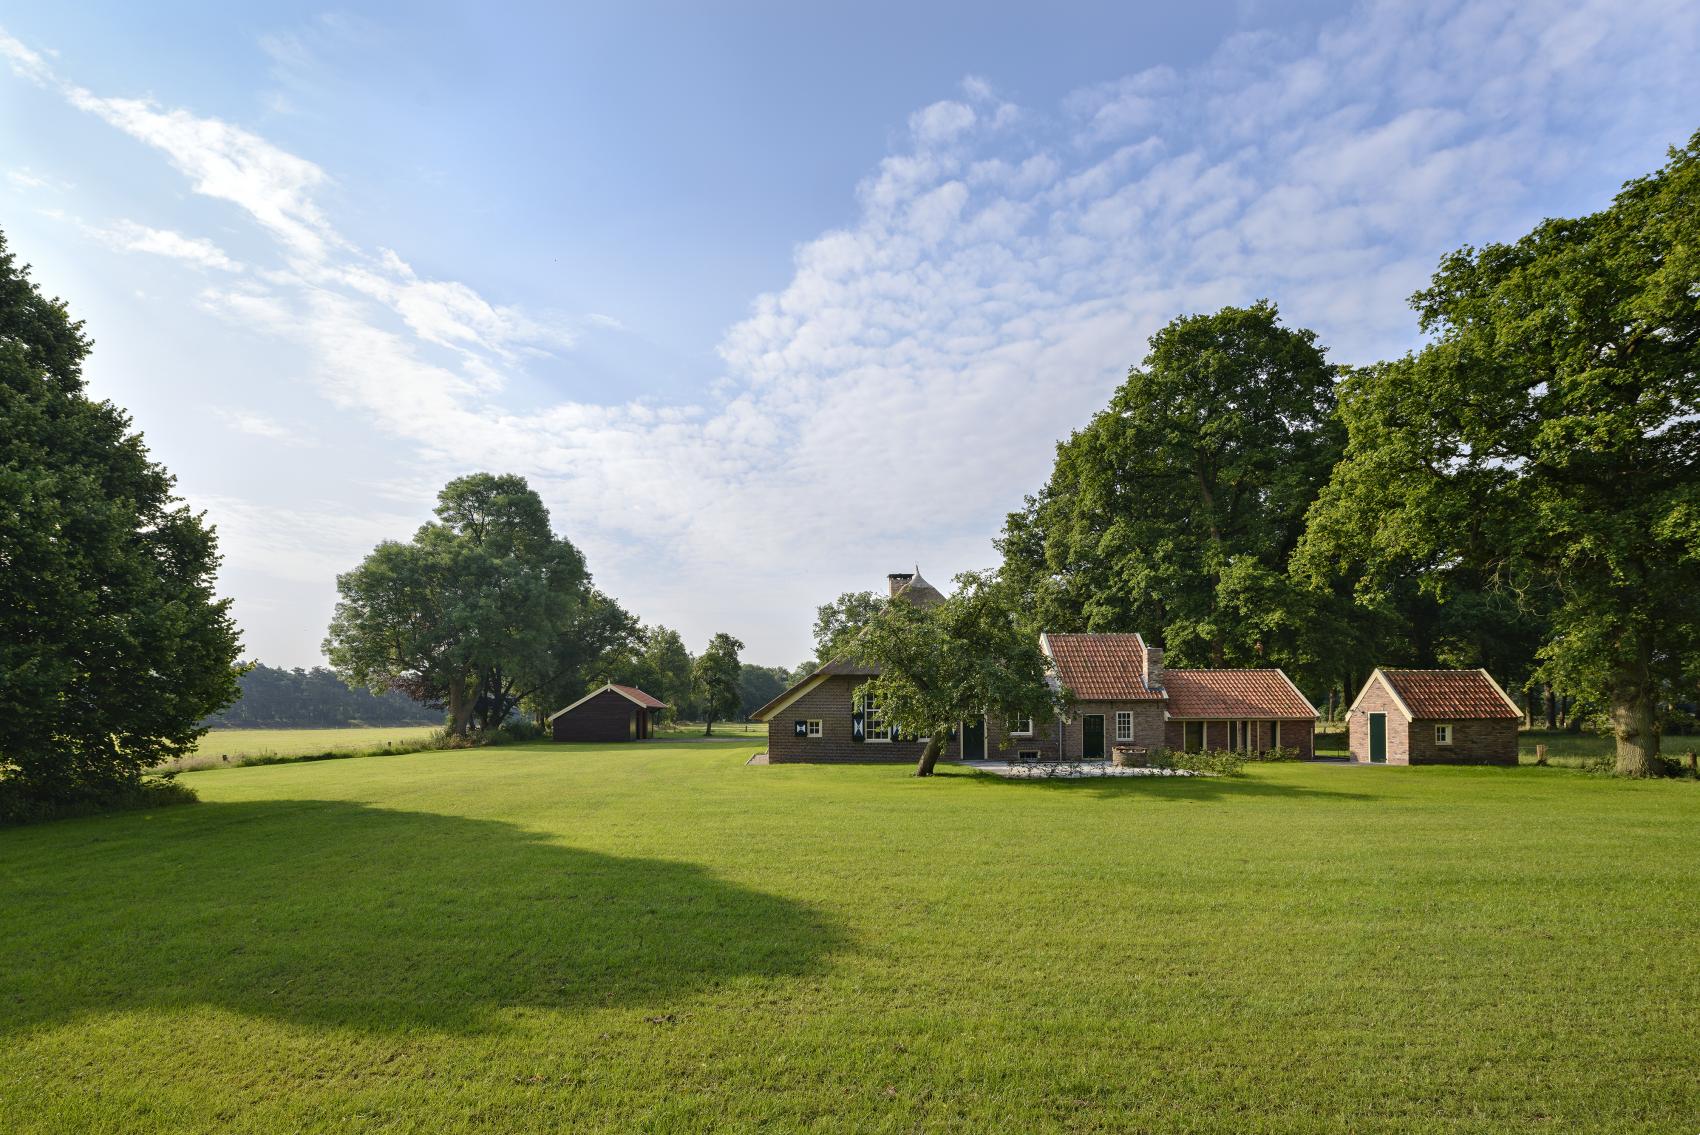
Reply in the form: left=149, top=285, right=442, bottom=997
left=548, top=683, right=669, bottom=742
left=750, top=572, right=1317, bottom=763
left=1347, top=669, right=1521, bottom=765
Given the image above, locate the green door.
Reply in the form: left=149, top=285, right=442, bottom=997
left=960, top=716, right=986, bottom=760
left=1083, top=715, right=1105, bottom=759
left=1368, top=712, right=1387, bottom=763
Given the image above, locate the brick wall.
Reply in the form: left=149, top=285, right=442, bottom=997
left=765, top=676, right=1070, bottom=763
left=1408, top=717, right=1518, bottom=765
left=552, top=688, right=637, bottom=742
left=1060, top=701, right=1165, bottom=758
left=1348, top=678, right=1410, bottom=763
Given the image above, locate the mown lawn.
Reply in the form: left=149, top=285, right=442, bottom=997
left=186, top=725, right=442, bottom=764
left=3, top=741, right=1696, bottom=1133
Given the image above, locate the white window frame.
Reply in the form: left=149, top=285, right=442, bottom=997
left=1115, top=711, right=1133, bottom=741
left=1008, top=715, right=1033, bottom=737
left=1017, top=749, right=1041, bottom=761
left=856, top=690, right=891, bottom=742
left=805, top=720, right=822, bottom=738
left=1435, top=723, right=1453, bottom=746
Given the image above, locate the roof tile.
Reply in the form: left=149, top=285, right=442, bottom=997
left=1162, top=670, right=1316, bottom=719
left=1044, top=634, right=1163, bottom=700
left=1379, top=670, right=1519, bottom=719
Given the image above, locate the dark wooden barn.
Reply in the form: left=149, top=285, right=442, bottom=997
left=547, top=683, right=669, bottom=742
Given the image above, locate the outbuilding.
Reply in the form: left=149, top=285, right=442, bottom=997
left=1348, top=669, right=1521, bottom=765
left=548, top=683, right=669, bottom=742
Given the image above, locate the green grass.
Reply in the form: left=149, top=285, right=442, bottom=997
left=651, top=719, right=768, bottom=740
left=169, top=725, right=444, bottom=770
left=3, top=741, right=1697, bottom=1132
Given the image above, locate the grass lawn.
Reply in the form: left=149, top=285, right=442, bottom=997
left=651, top=719, right=768, bottom=740
left=170, top=725, right=444, bottom=770
left=3, top=742, right=1697, bottom=1132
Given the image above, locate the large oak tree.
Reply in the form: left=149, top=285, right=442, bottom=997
left=1296, top=132, right=1700, bottom=775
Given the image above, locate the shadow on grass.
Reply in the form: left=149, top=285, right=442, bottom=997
left=0, top=800, right=845, bottom=1035
left=937, top=765, right=1379, bottom=802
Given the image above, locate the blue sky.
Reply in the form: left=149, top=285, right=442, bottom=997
left=3, top=1, right=1697, bottom=671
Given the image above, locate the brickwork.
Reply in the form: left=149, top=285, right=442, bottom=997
left=1348, top=674, right=1518, bottom=764
left=1060, top=701, right=1165, bottom=758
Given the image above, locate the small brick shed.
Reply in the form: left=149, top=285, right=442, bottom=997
left=1348, top=669, right=1521, bottom=765
left=548, top=683, right=668, bottom=742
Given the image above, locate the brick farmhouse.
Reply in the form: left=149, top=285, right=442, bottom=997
left=1347, top=669, right=1521, bottom=765
left=751, top=571, right=1318, bottom=764
left=548, top=683, right=668, bottom=742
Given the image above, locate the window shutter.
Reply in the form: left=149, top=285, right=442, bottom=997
left=851, top=710, right=865, bottom=742
left=793, top=720, right=807, bottom=737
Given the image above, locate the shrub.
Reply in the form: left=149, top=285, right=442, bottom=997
left=0, top=774, right=198, bottom=828
left=491, top=720, right=545, bottom=745
left=1250, top=745, right=1302, bottom=762
left=1150, top=748, right=1247, bottom=776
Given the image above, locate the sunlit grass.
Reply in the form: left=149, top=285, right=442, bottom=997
left=4, top=739, right=1696, bottom=1132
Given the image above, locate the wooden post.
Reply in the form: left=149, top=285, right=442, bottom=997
left=1534, top=743, right=1548, bottom=766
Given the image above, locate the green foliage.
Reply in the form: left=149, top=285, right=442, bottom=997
left=519, top=589, right=642, bottom=724
left=737, top=663, right=793, bottom=719
left=857, top=571, right=1057, bottom=775
left=1296, top=131, right=1700, bottom=775
left=1148, top=747, right=1249, bottom=776
left=324, top=473, right=589, bottom=735
left=209, top=661, right=439, bottom=728
left=998, top=301, right=1345, bottom=686
left=0, top=227, right=241, bottom=806
left=0, top=773, right=198, bottom=827
left=810, top=590, right=882, bottom=668
left=690, top=633, right=744, bottom=733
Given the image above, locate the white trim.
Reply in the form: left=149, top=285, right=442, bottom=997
left=1008, top=715, right=1034, bottom=737
left=1348, top=669, right=1415, bottom=722
left=1114, top=710, right=1133, bottom=741
left=1435, top=723, right=1453, bottom=745
left=805, top=719, right=822, bottom=738
left=546, top=683, right=664, bottom=722
left=747, top=672, right=831, bottom=722
left=1478, top=669, right=1523, bottom=716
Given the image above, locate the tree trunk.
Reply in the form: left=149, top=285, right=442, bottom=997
left=914, top=733, right=946, bottom=778
left=446, top=674, right=477, bottom=737
left=1609, top=665, right=1660, bottom=777
left=1543, top=684, right=1557, bottom=729
left=703, top=716, right=714, bottom=737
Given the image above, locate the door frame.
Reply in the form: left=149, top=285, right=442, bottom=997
left=1368, top=712, right=1388, bottom=763
left=959, top=715, right=986, bottom=760
left=1082, top=713, right=1106, bottom=759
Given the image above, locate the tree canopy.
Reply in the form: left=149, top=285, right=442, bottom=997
left=810, top=590, right=883, bottom=669
left=325, top=473, right=588, bottom=735
left=0, top=228, right=241, bottom=805
left=1295, top=131, right=1700, bottom=774
left=997, top=302, right=1344, bottom=681
left=856, top=572, right=1057, bottom=776
left=691, top=633, right=744, bottom=735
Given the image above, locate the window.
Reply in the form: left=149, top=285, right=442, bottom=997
left=1435, top=723, right=1453, bottom=745
left=855, top=690, right=891, bottom=742
left=1008, top=715, right=1033, bottom=736
left=1018, top=749, right=1041, bottom=761
left=1184, top=721, right=1204, bottom=753
left=1115, top=711, right=1133, bottom=741
left=805, top=720, right=822, bottom=738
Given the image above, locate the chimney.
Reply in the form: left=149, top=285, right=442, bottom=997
left=887, top=572, right=914, bottom=597
left=1144, top=644, right=1165, bottom=691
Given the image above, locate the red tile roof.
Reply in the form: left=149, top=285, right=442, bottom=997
left=609, top=684, right=669, bottom=709
left=1378, top=670, right=1520, bottom=719
left=1163, top=669, right=1317, bottom=720
left=1043, top=633, right=1164, bottom=700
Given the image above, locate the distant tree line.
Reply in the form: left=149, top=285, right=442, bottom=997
left=205, top=663, right=440, bottom=728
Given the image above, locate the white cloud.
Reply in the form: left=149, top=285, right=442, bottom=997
left=213, top=409, right=315, bottom=446
left=87, top=219, right=241, bottom=271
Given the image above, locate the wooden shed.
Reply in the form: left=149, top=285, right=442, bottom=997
left=548, top=683, right=669, bottom=742
left=1348, top=669, right=1521, bottom=765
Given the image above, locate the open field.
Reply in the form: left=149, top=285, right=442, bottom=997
left=168, top=726, right=444, bottom=770
left=4, top=740, right=1697, bottom=1133
left=652, top=719, right=768, bottom=740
